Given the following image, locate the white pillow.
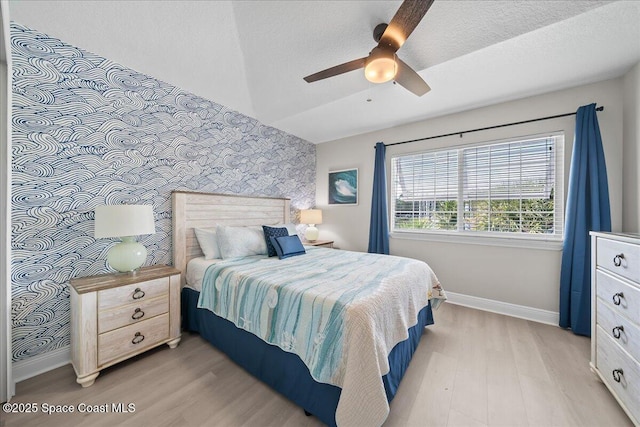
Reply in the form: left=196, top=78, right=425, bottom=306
left=284, top=222, right=299, bottom=236
left=216, top=225, right=268, bottom=259
left=194, top=227, right=221, bottom=259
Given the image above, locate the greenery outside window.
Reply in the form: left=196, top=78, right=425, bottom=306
left=391, top=133, right=564, bottom=241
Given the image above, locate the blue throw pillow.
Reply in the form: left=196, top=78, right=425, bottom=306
left=269, top=235, right=306, bottom=259
left=262, top=225, right=289, bottom=257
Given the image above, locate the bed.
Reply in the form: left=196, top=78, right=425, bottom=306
left=172, top=191, right=444, bottom=426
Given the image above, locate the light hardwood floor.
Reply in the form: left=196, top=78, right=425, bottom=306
left=2, top=303, right=634, bottom=427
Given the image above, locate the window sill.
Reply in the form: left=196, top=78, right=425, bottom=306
left=390, top=230, right=563, bottom=251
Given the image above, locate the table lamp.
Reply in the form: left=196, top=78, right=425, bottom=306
left=300, top=209, right=322, bottom=242
left=94, top=204, right=156, bottom=272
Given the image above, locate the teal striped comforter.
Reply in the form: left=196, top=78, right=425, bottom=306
left=197, top=246, right=444, bottom=426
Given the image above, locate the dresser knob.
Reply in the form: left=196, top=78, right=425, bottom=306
left=612, top=292, right=624, bottom=306
left=131, top=332, right=145, bottom=345
left=132, top=288, right=146, bottom=300
left=131, top=308, right=145, bottom=320
left=612, top=369, right=624, bottom=383
left=612, top=325, right=624, bottom=339
left=613, top=253, right=625, bottom=267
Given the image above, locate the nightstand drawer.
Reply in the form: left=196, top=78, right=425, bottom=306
left=98, top=277, right=168, bottom=310
left=98, top=313, right=169, bottom=366
left=597, top=238, right=640, bottom=283
left=98, top=295, right=169, bottom=334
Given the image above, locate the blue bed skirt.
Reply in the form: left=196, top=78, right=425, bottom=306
left=182, top=287, right=433, bottom=426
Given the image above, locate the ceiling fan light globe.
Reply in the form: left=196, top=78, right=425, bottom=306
left=365, top=58, right=396, bottom=83
left=364, top=48, right=397, bottom=83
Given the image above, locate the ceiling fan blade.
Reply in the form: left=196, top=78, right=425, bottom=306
left=379, top=0, right=434, bottom=52
left=394, top=58, right=430, bottom=96
left=304, top=57, right=367, bottom=83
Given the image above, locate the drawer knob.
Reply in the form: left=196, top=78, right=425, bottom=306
left=612, top=369, right=624, bottom=383
left=612, top=325, right=624, bottom=339
left=613, top=253, right=625, bottom=267
left=131, top=332, right=145, bottom=345
left=612, top=292, right=624, bottom=306
left=132, top=288, right=146, bottom=300
left=131, top=308, right=145, bottom=320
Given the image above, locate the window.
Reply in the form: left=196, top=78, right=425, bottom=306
left=391, top=134, right=564, bottom=240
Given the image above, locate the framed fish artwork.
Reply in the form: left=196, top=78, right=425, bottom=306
left=328, top=168, right=358, bottom=205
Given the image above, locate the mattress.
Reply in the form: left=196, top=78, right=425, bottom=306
left=185, top=256, right=221, bottom=292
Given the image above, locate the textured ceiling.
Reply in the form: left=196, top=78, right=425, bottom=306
left=8, top=1, right=640, bottom=143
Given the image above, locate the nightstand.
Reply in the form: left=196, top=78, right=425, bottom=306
left=304, top=240, right=334, bottom=248
left=70, top=265, right=181, bottom=387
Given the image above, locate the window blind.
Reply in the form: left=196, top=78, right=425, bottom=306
left=392, top=150, right=459, bottom=231
left=391, top=134, right=564, bottom=237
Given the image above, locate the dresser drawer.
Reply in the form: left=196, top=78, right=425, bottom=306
left=597, top=298, right=640, bottom=361
left=98, top=295, right=169, bottom=334
left=98, top=277, right=168, bottom=310
left=597, top=238, right=640, bottom=283
left=98, top=313, right=169, bottom=366
left=596, top=326, right=640, bottom=423
left=596, top=270, right=640, bottom=323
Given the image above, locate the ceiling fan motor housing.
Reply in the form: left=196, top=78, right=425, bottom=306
left=373, top=23, right=388, bottom=43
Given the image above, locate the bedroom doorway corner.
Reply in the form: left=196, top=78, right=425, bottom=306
left=1, top=0, right=13, bottom=403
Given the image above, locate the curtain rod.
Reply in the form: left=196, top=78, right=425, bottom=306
left=382, top=105, right=604, bottom=148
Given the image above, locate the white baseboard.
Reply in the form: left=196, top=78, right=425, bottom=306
left=446, top=291, right=560, bottom=326
left=12, top=345, right=71, bottom=384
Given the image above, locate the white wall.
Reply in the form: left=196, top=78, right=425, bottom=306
left=1, top=0, right=12, bottom=402
left=316, top=78, right=625, bottom=314
left=623, top=62, right=640, bottom=232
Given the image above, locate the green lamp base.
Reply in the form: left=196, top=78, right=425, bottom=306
left=107, top=236, right=147, bottom=272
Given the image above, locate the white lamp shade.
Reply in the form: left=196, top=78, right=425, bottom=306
left=300, top=209, right=322, bottom=225
left=94, top=205, right=156, bottom=238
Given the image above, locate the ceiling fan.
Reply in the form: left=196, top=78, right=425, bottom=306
left=303, top=0, right=434, bottom=96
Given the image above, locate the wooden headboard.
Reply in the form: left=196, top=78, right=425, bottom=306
left=172, top=191, right=290, bottom=286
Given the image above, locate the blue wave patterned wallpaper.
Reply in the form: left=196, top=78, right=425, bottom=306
left=10, top=23, right=316, bottom=362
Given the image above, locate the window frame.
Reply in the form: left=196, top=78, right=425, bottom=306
left=389, top=132, right=565, bottom=250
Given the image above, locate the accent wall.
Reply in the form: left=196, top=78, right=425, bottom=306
left=10, top=23, right=316, bottom=362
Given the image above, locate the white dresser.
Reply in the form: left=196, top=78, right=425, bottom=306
left=591, top=232, right=640, bottom=425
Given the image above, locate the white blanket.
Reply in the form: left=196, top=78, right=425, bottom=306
left=337, top=257, right=443, bottom=426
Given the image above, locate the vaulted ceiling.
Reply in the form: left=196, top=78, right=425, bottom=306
left=8, top=1, right=640, bottom=143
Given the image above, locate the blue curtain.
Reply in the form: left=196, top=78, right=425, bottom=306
left=559, top=103, right=611, bottom=336
left=368, top=142, right=390, bottom=254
